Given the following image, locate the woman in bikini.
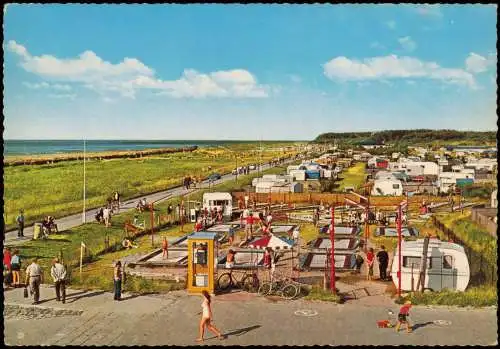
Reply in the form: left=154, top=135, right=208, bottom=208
left=196, top=290, right=224, bottom=342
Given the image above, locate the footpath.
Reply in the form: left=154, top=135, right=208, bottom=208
left=4, top=285, right=497, bottom=346
left=4, top=162, right=284, bottom=245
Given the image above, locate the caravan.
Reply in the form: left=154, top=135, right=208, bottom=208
left=371, top=178, right=403, bottom=196
left=391, top=239, right=470, bottom=292
left=202, top=192, right=232, bottom=217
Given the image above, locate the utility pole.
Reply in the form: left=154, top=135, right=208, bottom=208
left=329, top=206, right=336, bottom=294
left=82, top=139, right=86, bottom=223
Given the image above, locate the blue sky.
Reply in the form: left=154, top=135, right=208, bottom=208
left=3, top=4, right=497, bottom=140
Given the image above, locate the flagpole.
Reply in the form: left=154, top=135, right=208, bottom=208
left=83, top=139, right=86, bottom=223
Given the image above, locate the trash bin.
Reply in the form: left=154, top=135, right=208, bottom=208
left=33, top=223, right=42, bottom=240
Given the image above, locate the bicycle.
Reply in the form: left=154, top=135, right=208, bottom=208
left=257, top=278, right=300, bottom=300
left=217, top=269, right=260, bottom=293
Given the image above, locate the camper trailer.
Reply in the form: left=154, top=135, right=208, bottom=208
left=391, top=239, right=470, bottom=292
left=202, top=192, right=232, bottom=217
left=371, top=178, right=403, bottom=196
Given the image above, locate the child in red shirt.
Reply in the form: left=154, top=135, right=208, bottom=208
left=162, top=237, right=169, bottom=259
left=366, top=248, right=375, bottom=281
left=395, top=300, right=412, bottom=333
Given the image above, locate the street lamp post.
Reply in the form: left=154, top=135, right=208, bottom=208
left=329, top=206, right=336, bottom=294
left=397, top=200, right=407, bottom=299
left=82, top=139, right=86, bottom=224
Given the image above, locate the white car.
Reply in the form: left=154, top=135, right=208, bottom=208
left=249, top=164, right=256, bottom=170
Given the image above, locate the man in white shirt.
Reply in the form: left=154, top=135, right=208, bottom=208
left=292, top=229, right=300, bottom=245
left=25, top=258, right=43, bottom=304
left=103, top=207, right=111, bottom=227
left=50, top=258, right=67, bottom=303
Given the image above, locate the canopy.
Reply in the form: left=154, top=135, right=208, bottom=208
left=248, top=234, right=294, bottom=250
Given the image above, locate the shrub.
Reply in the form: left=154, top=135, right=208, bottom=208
left=397, top=286, right=497, bottom=307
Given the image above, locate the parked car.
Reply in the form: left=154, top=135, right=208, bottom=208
left=208, top=173, right=222, bottom=181
left=248, top=164, right=256, bottom=170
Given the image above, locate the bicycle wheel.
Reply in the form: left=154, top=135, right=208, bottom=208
left=241, top=274, right=260, bottom=293
left=281, top=284, right=299, bottom=300
left=257, top=282, right=272, bottom=296
left=217, top=273, right=232, bottom=290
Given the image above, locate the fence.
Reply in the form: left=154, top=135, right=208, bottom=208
left=431, top=216, right=497, bottom=286
left=470, top=208, right=497, bottom=237
left=231, top=192, right=450, bottom=207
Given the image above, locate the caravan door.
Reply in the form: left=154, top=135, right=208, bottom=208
left=440, top=254, right=458, bottom=290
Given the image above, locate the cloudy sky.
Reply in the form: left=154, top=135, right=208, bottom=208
left=3, top=4, right=497, bottom=140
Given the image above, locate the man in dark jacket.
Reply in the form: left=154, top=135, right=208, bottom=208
left=376, top=245, right=389, bottom=280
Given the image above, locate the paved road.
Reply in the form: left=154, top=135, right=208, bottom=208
left=4, top=161, right=294, bottom=245
left=4, top=285, right=497, bottom=346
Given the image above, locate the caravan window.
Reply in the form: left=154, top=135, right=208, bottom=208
left=403, top=256, right=432, bottom=269
left=443, top=255, right=453, bottom=269
left=392, top=184, right=400, bottom=189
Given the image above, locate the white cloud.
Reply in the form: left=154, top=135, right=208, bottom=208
left=48, top=93, right=77, bottom=100
left=370, top=41, right=385, bottom=50
left=23, top=81, right=72, bottom=91
left=7, top=40, right=269, bottom=99
left=398, top=36, right=417, bottom=52
left=465, top=52, right=496, bottom=74
left=415, top=5, right=443, bottom=18
left=385, top=20, right=396, bottom=30
left=323, top=55, right=477, bottom=89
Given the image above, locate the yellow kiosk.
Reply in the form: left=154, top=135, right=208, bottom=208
left=187, top=232, right=218, bottom=295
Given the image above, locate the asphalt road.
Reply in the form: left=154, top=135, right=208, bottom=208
left=4, top=285, right=497, bottom=346
left=4, top=160, right=294, bottom=245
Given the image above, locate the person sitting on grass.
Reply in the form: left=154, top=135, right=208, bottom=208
left=42, top=216, right=51, bottom=236
left=48, top=216, right=58, bottom=233
left=122, top=238, right=138, bottom=249
left=395, top=300, right=413, bottom=333
left=95, top=208, right=104, bottom=223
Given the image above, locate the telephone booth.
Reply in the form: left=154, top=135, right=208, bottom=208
left=187, top=232, right=218, bottom=295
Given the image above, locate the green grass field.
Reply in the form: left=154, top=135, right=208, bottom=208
left=3, top=142, right=302, bottom=230
left=336, top=162, right=367, bottom=191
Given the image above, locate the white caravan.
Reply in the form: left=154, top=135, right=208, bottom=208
left=371, top=178, right=403, bottom=196
left=391, top=239, right=470, bottom=292
left=202, top=192, right=232, bottom=217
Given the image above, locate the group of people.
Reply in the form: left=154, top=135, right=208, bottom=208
left=136, top=197, right=150, bottom=212
left=183, top=176, right=198, bottom=190
left=3, top=247, right=22, bottom=287
left=95, top=205, right=113, bottom=227
left=41, top=215, right=58, bottom=235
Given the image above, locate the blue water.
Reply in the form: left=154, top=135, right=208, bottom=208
left=3, top=140, right=248, bottom=156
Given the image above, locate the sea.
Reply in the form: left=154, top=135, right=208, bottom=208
left=3, top=140, right=272, bottom=156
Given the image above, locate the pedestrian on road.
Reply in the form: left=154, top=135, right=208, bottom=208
left=3, top=247, right=12, bottom=287
left=167, top=204, right=173, bottom=223
left=162, top=237, right=169, bottom=259
left=395, top=300, right=413, bottom=333
left=366, top=248, right=375, bottom=281
left=113, top=261, right=122, bottom=301
left=25, top=258, right=43, bottom=304
left=376, top=246, right=389, bottom=281
left=50, top=258, right=67, bottom=303
left=354, top=252, right=364, bottom=273
left=103, top=206, right=111, bottom=227
left=16, top=210, right=25, bottom=238
left=11, top=249, right=22, bottom=287
left=228, top=226, right=235, bottom=245
left=196, top=290, right=224, bottom=342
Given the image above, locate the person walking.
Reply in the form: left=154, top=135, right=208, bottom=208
left=167, top=204, right=173, bottom=224
left=395, top=300, right=413, bottom=333
left=376, top=245, right=389, bottom=281
left=16, top=210, right=25, bottom=238
left=25, top=258, right=43, bottom=305
left=196, top=290, right=224, bottom=342
left=366, top=248, right=375, bottom=281
left=113, top=261, right=123, bottom=301
left=10, top=249, right=22, bottom=287
left=354, top=252, right=364, bottom=274
left=3, top=247, right=12, bottom=287
left=50, top=258, right=67, bottom=303
left=162, top=237, right=169, bottom=259
left=103, top=206, right=111, bottom=228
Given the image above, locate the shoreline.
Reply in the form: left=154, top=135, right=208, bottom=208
left=3, top=146, right=199, bottom=166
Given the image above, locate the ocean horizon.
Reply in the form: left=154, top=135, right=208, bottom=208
left=3, top=139, right=304, bottom=156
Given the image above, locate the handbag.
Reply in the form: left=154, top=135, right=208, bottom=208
left=23, top=287, right=29, bottom=298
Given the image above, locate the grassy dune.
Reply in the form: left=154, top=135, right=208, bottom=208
left=336, top=162, right=367, bottom=191
left=3, top=143, right=302, bottom=230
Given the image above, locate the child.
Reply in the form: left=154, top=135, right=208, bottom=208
left=162, top=237, right=169, bottom=259
left=366, top=248, right=375, bottom=281
left=395, top=300, right=413, bottom=333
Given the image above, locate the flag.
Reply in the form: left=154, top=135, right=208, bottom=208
left=81, top=242, right=86, bottom=248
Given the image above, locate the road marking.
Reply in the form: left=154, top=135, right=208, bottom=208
left=433, top=320, right=452, bottom=326
left=294, top=309, right=318, bottom=317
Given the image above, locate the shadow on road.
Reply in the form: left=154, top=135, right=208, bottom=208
left=223, top=324, right=261, bottom=337
left=65, top=290, right=107, bottom=303
left=412, top=321, right=434, bottom=331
